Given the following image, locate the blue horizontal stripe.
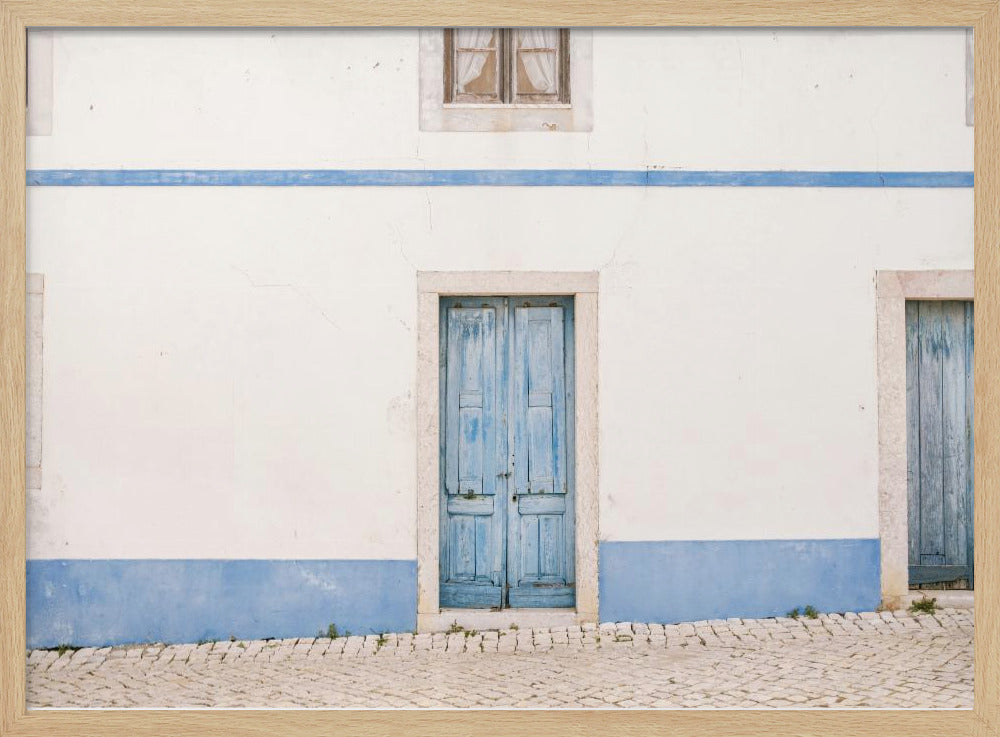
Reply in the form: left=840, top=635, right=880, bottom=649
left=599, top=538, right=881, bottom=624
left=26, top=169, right=974, bottom=188
left=27, top=559, right=416, bottom=649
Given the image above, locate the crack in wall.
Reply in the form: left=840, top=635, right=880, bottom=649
left=229, top=264, right=340, bottom=329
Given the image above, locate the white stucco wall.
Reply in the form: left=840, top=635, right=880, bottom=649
left=25, top=28, right=973, bottom=559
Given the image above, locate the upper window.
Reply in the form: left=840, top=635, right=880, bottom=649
left=444, top=29, right=570, bottom=106
left=418, top=28, right=591, bottom=132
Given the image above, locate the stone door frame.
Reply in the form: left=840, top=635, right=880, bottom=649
left=415, top=271, right=599, bottom=632
left=876, top=269, right=974, bottom=608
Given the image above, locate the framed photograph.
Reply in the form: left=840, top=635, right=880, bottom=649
left=1, top=1, right=998, bottom=735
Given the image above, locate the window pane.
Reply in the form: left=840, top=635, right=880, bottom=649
left=515, top=29, right=560, bottom=99
left=453, top=28, right=500, bottom=101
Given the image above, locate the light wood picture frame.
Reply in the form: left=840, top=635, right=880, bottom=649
left=1, top=1, right=998, bottom=734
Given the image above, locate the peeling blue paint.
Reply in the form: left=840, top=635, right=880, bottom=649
left=26, top=169, right=974, bottom=188
left=599, top=539, right=881, bottom=623
left=26, top=559, right=416, bottom=649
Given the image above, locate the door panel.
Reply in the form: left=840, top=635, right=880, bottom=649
left=440, top=300, right=507, bottom=608
left=508, top=303, right=575, bottom=608
left=447, top=307, right=497, bottom=498
left=906, top=300, right=974, bottom=588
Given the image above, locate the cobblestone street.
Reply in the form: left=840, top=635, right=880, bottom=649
left=27, top=608, right=972, bottom=709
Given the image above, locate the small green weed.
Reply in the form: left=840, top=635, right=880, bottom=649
left=319, top=623, right=339, bottom=640
left=909, top=596, right=938, bottom=615
left=786, top=608, right=800, bottom=619
left=446, top=621, right=464, bottom=635
left=803, top=605, right=819, bottom=619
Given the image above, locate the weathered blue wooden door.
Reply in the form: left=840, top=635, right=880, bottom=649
left=906, top=300, right=974, bottom=589
left=507, top=301, right=575, bottom=607
left=440, top=297, right=575, bottom=609
left=439, top=299, right=507, bottom=608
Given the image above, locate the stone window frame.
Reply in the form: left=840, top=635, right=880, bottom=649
left=419, top=29, right=593, bottom=132
left=966, top=28, right=975, bottom=126
left=27, top=274, right=43, bottom=491
left=415, top=271, right=599, bottom=632
left=27, top=30, right=53, bottom=137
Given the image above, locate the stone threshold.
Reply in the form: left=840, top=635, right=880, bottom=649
left=418, top=608, right=586, bottom=634
left=902, top=589, right=974, bottom=609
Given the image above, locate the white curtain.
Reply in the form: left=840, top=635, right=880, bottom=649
left=518, top=29, right=558, bottom=94
left=455, top=28, right=495, bottom=93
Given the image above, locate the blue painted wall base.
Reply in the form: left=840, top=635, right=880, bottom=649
left=599, top=539, right=881, bottom=623
left=28, top=541, right=880, bottom=646
left=27, top=559, right=416, bottom=649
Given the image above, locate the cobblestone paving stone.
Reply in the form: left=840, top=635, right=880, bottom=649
left=26, top=608, right=973, bottom=709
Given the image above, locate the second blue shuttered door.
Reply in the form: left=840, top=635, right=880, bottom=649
left=906, top=300, right=974, bottom=589
left=439, top=296, right=576, bottom=609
